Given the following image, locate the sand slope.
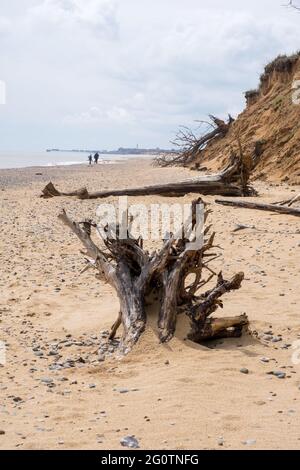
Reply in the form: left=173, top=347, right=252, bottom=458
left=192, top=54, right=300, bottom=184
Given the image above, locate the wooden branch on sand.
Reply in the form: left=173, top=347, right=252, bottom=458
left=215, top=199, right=300, bottom=217
left=58, top=199, right=249, bottom=355
left=42, top=154, right=256, bottom=200
left=273, top=194, right=300, bottom=207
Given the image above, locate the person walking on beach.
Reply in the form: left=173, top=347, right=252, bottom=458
left=88, top=154, right=93, bottom=165
left=94, top=152, right=99, bottom=164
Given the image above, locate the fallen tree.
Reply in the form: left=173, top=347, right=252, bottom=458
left=42, top=153, right=256, bottom=200
left=215, top=199, right=300, bottom=217
left=273, top=194, right=300, bottom=207
left=155, top=115, right=234, bottom=167
left=58, top=199, right=249, bottom=355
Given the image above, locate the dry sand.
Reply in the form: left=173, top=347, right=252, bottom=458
left=0, top=158, right=300, bottom=450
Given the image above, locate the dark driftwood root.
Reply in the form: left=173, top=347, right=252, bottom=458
left=42, top=182, right=89, bottom=199
left=216, top=199, right=300, bottom=217
left=43, top=154, right=256, bottom=200
left=58, top=200, right=249, bottom=355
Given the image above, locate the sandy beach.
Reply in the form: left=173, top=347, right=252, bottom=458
left=0, top=158, right=300, bottom=450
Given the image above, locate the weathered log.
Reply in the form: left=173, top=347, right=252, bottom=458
left=188, top=314, right=249, bottom=342
left=42, top=154, right=256, bottom=200
left=59, top=199, right=249, bottom=355
left=215, top=199, right=300, bottom=217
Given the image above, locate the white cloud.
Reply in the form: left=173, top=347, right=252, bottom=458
left=26, top=0, right=119, bottom=38
left=63, top=105, right=133, bottom=124
left=0, top=16, right=11, bottom=36
left=0, top=0, right=300, bottom=151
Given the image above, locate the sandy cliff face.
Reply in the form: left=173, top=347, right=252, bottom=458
left=193, top=53, right=300, bottom=184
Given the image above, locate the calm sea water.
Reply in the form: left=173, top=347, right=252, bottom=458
left=0, top=151, right=149, bottom=169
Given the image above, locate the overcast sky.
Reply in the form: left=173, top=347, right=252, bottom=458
left=0, top=0, right=299, bottom=151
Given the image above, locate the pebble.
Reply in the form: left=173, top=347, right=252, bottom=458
left=48, top=350, right=58, bottom=356
left=41, top=378, right=54, bottom=385
left=240, top=368, right=249, bottom=375
left=272, top=337, right=282, bottom=343
left=242, top=439, right=256, bottom=446
left=272, top=371, right=286, bottom=379
left=260, top=357, right=270, bottom=363
left=263, top=335, right=273, bottom=341
left=118, top=388, right=129, bottom=394
left=0, top=430, right=5, bottom=435
left=120, top=436, right=140, bottom=449
left=13, top=397, right=22, bottom=403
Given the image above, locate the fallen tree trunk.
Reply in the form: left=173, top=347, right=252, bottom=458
left=215, top=199, right=300, bottom=217
left=58, top=198, right=249, bottom=355
left=42, top=154, right=256, bottom=200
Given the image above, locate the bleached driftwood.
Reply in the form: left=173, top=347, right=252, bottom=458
left=59, top=199, right=249, bottom=355
left=42, top=154, right=256, bottom=200
left=215, top=199, right=300, bottom=217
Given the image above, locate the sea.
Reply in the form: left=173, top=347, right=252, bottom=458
left=0, top=151, right=151, bottom=170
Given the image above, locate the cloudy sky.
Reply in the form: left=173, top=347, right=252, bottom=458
left=0, top=0, right=299, bottom=151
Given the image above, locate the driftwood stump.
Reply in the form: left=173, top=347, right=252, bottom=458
left=59, top=199, right=249, bottom=355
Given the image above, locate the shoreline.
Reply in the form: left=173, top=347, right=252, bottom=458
left=0, top=157, right=155, bottom=189
left=0, top=152, right=154, bottom=172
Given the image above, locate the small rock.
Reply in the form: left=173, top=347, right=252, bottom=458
left=120, top=436, right=139, bottom=449
left=260, top=357, right=270, bottom=363
left=48, top=350, right=58, bottom=356
left=13, top=397, right=22, bottom=403
left=272, top=337, right=282, bottom=343
left=242, top=439, right=256, bottom=446
left=240, top=368, right=249, bottom=375
left=41, top=378, right=54, bottom=385
left=49, top=364, right=63, bottom=371
left=0, top=430, right=5, bottom=435
left=263, top=335, right=273, bottom=342
left=273, top=371, right=286, bottom=379
left=217, top=438, right=224, bottom=446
